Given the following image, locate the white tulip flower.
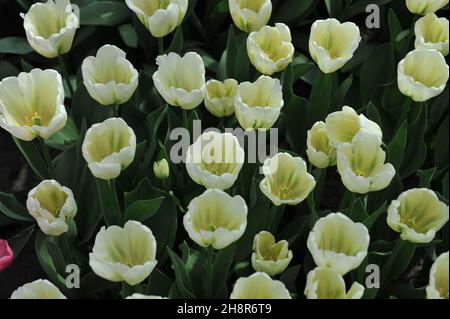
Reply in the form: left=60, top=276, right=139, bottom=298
left=251, top=231, right=293, bottom=276
left=306, top=121, right=336, bottom=169
left=82, top=118, right=137, bottom=180
left=0, top=69, right=66, bottom=141
left=153, top=158, right=170, bottom=180
left=230, top=272, right=291, bottom=299
left=307, top=213, right=370, bottom=275
left=337, top=131, right=395, bottom=194
left=185, top=131, right=245, bottom=190
left=82, top=45, right=139, bottom=106
left=309, top=19, right=361, bottom=73
left=305, top=267, right=365, bottom=299
left=153, top=52, right=206, bottom=110
left=23, top=0, right=79, bottom=58
left=398, top=48, right=449, bottom=102
left=235, top=75, right=284, bottom=130
left=229, top=0, right=272, bottom=33
left=426, top=252, right=449, bottom=299
left=260, top=152, right=316, bottom=206
left=247, top=23, right=294, bottom=75
left=183, top=189, right=247, bottom=250
left=415, top=14, right=449, bottom=56
left=10, top=279, right=66, bottom=299
left=26, top=180, right=77, bottom=236
left=205, top=79, right=238, bottom=117
left=126, top=0, right=188, bottom=38
left=89, top=220, right=158, bottom=286
left=387, top=188, right=449, bottom=243
left=325, top=106, right=382, bottom=147
left=406, top=0, right=449, bottom=15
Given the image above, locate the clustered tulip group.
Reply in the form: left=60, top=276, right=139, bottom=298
left=0, top=0, right=449, bottom=300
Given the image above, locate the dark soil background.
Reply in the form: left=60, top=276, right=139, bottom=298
left=0, top=0, right=46, bottom=298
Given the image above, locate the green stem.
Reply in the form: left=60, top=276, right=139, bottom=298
left=113, top=102, right=119, bottom=118
left=59, top=233, right=73, bottom=264
left=314, top=168, right=326, bottom=209
left=348, top=192, right=358, bottom=216
left=205, top=247, right=214, bottom=298
left=37, top=137, right=55, bottom=179
left=158, top=37, right=164, bottom=55
left=182, top=109, right=189, bottom=130
left=58, top=55, right=75, bottom=98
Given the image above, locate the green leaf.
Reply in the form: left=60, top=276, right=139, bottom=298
left=7, top=225, right=35, bottom=258
left=280, top=264, right=301, bottom=293
left=281, top=64, right=308, bottom=154
left=274, top=0, right=316, bottom=22
left=35, top=231, right=71, bottom=296
left=124, top=197, right=165, bottom=222
left=45, top=117, right=79, bottom=150
left=343, top=0, right=392, bottom=19
left=96, top=179, right=122, bottom=226
left=363, top=202, right=387, bottom=230
left=0, top=191, right=33, bottom=222
left=13, top=138, right=49, bottom=180
left=381, top=239, right=416, bottom=285
left=351, top=198, right=369, bottom=222
left=400, top=104, right=428, bottom=178
left=212, top=244, right=236, bottom=298
left=435, top=116, right=449, bottom=169
left=119, top=24, right=138, bottom=48
left=80, top=1, right=131, bottom=26
left=167, top=247, right=196, bottom=299
left=168, top=27, right=184, bottom=54
left=387, top=121, right=407, bottom=170
left=360, top=43, right=395, bottom=104
left=418, top=167, right=436, bottom=188
left=146, top=268, right=173, bottom=297
left=309, top=72, right=332, bottom=124
left=0, top=37, right=33, bottom=54
left=81, top=271, right=118, bottom=297
left=332, top=74, right=353, bottom=109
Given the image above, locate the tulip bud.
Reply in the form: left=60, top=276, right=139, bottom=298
left=229, top=0, right=272, bottom=33
left=398, top=48, right=449, bottom=102
left=153, top=52, right=206, bottom=110
left=183, top=189, right=247, bottom=250
left=153, top=158, right=170, bottom=180
left=306, top=121, right=336, bottom=169
left=23, top=0, right=79, bottom=58
left=325, top=106, right=382, bottom=147
left=251, top=231, right=293, bottom=276
left=185, top=131, right=245, bottom=190
left=205, top=79, right=238, bottom=117
left=406, top=0, right=449, bottom=15
left=307, top=213, right=370, bottom=275
left=309, top=19, right=361, bottom=73
left=415, top=14, right=449, bottom=56
left=387, top=188, right=449, bottom=243
left=0, top=69, right=67, bottom=141
left=337, top=131, right=395, bottom=194
left=247, top=23, right=294, bottom=75
left=305, top=267, right=365, bottom=299
left=0, top=239, right=14, bottom=272
left=426, top=252, right=449, bottom=299
left=260, top=152, right=316, bottom=206
left=10, top=279, right=66, bottom=299
left=89, top=220, right=158, bottom=286
left=126, top=0, right=188, bottom=38
left=82, top=45, right=139, bottom=106
left=26, top=180, right=77, bottom=237
left=235, top=75, right=284, bottom=131
left=230, top=272, right=291, bottom=299
left=82, top=118, right=137, bottom=180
